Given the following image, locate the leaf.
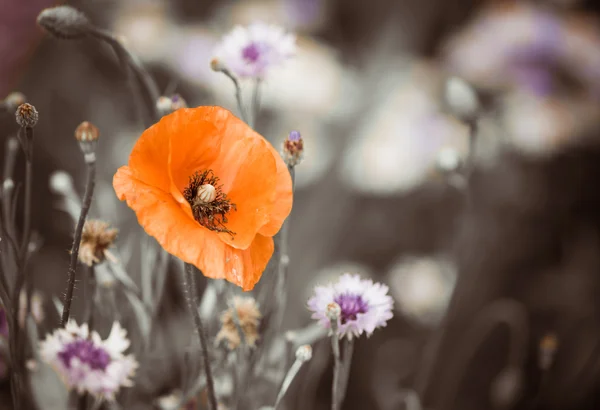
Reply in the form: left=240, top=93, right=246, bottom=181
left=30, top=354, right=69, bottom=410
left=52, top=296, right=64, bottom=317
left=123, top=289, right=151, bottom=345
left=107, top=260, right=139, bottom=294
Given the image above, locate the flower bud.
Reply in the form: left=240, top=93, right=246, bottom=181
left=538, top=333, right=558, bottom=371
left=75, top=121, right=99, bottom=163
left=196, top=184, right=217, bottom=203
left=3, top=92, right=26, bottom=112
left=282, top=130, right=304, bottom=167
left=295, top=344, right=313, bottom=362
left=444, top=76, right=479, bottom=122
left=37, top=5, right=91, bottom=40
left=490, top=366, right=523, bottom=409
left=49, top=171, right=75, bottom=195
left=436, top=147, right=462, bottom=173
left=156, top=95, right=188, bottom=117
left=326, top=302, right=341, bottom=321
left=15, top=103, right=38, bottom=128
left=210, top=57, right=226, bottom=72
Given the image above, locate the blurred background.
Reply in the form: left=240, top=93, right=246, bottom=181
left=3, top=0, right=600, bottom=409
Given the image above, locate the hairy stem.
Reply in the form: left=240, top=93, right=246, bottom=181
left=220, top=69, right=248, bottom=124
left=331, top=334, right=342, bottom=410
left=251, top=79, right=262, bottom=129
left=60, top=161, right=96, bottom=327
left=182, top=263, right=218, bottom=410
left=338, top=339, right=355, bottom=405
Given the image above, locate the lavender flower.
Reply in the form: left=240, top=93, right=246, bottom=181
left=39, top=321, right=138, bottom=400
left=213, top=22, right=296, bottom=79
left=307, top=274, right=394, bottom=339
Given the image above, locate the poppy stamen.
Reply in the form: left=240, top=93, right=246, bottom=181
left=183, top=170, right=237, bottom=237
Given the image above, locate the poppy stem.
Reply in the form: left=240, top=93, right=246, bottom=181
left=250, top=78, right=262, bottom=129
left=60, top=159, right=96, bottom=327
left=182, top=263, right=218, bottom=410
left=330, top=327, right=341, bottom=410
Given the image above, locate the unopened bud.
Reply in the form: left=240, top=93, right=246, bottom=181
left=75, top=121, right=99, bottom=162
left=490, top=366, right=523, bottom=409
left=538, top=333, right=558, bottom=371
left=444, top=76, right=479, bottom=122
left=295, top=344, right=313, bottom=362
left=156, top=94, right=188, bottom=117
left=210, top=57, right=226, bottom=72
left=326, top=302, right=341, bottom=321
left=49, top=171, right=74, bottom=195
left=37, top=5, right=91, bottom=40
left=3, top=92, right=26, bottom=112
left=15, top=103, right=38, bottom=128
left=196, top=184, right=217, bottom=203
left=436, top=148, right=462, bottom=173
left=282, top=130, right=304, bottom=167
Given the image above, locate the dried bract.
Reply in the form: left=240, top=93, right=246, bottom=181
left=216, top=296, right=262, bottom=350
left=79, top=220, right=118, bottom=267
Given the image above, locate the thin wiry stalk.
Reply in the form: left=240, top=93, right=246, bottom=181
left=20, top=141, right=33, bottom=258
left=2, top=136, right=19, bottom=248
left=251, top=79, right=262, bottom=129
left=183, top=263, right=218, bottom=410
left=60, top=161, right=96, bottom=327
left=220, top=69, right=248, bottom=124
left=330, top=333, right=342, bottom=410
left=337, top=339, right=355, bottom=405
left=89, top=27, right=160, bottom=126
left=274, top=358, right=304, bottom=409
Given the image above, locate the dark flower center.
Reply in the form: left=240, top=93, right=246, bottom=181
left=242, top=43, right=262, bottom=63
left=58, top=339, right=111, bottom=371
left=333, top=293, right=369, bottom=324
left=183, top=170, right=236, bottom=237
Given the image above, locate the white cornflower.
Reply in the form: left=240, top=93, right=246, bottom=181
left=307, top=273, right=394, bottom=339
left=213, top=22, right=296, bottom=79
left=39, top=321, right=138, bottom=400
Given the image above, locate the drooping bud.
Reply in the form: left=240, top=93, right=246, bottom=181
left=15, top=103, right=38, bottom=128
left=295, top=344, right=313, bottom=362
left=444, top=76, right=480, bottom=123
left=37, top=5, right=91, bottom=40
left=75, top=121, right=99, bottom=163
left=282, top=130, right=304, bottom=167
left=196, top=184, right=217, bottom=204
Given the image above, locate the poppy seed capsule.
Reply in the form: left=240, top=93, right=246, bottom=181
left=196, top=184, right=217, bottom=203
left=15, top=103, right=38, bottom=128
left=295, top=345, right=313, bottom=362
left=37, top=5, right=91, bottom=40
left=210, top=57, right=226, bottom=72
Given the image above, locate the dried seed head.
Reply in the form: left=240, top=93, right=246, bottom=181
left=37, top=5, right=91, bottom=40
left=326, top=302, right=341, bottom=321
left=444, top=76, right=479, bottom=122
left=79, top=220, right=118, bottom=267
left=295, top=345, right=312, bottom=362
left=3, top=92, right=26, bottom=112
left=216, top=296, right=262, bottom=350
left=75, top=121, right=99, bottom=162
left=15, top=103, right=38, bottom=128
left=196, top=184, right=217, bottom=203
left=282, top=130, right=304, bottom=167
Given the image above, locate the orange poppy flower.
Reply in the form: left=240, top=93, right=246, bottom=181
left=113, top=106, right=293, bottom=290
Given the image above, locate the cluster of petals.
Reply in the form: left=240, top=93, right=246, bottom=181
left=308, top=273, right=394, bottom=339
left=113, top=107, right=293, bottom=290
left=39, top=321, right=138, bottom=400
left=213, top=22, right=296, bottom=79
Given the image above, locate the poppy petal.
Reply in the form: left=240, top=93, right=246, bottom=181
left=127, top=119, right=171, bottom=192
left=114, top=167, right=273, bottom=290
left=257, top=142, right=293, bottom=236
left=214, top=136, right=277, bottom=250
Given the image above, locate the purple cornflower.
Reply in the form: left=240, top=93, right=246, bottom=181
left=213, top=22, right=296, bottom=79
left=39, top=321, right=138, bottom=400
left=308, top=273, right=394, bottom=339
